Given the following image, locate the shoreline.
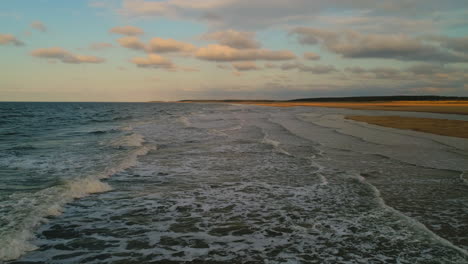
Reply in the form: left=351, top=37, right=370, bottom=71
left=184, top=100, right=468, bottom=138
left=345, top=115, right=468, bottom=139
left=249, top=101, right=468, bottom=139
left=227, top=101, right=468, bottom=115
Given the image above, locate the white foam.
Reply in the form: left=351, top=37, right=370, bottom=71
left=309, top=156, right=328, bottom=185
left=101, top=146, right=153, bottom=178
left=261, top=132, right=292, bottom=156
left=349, top=172, right=468, bottom=258
left=111, top=133, right=145, bottom=147
left=0, top=143, right=153, bottom=261
left=178, top=116, right=191, bottom=127
left=460, top=171, right=468, bottom=186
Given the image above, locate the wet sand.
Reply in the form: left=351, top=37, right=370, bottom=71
left=228, top=101, right=468, bottom=138
left=236, top=101, right=468, bottom=115
left=345, top=115, right=468, bottom=139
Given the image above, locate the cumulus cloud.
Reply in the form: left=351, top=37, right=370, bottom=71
left=147, top=37, right=196, bottom=53
left=406, top=64, right=444, bottom=75
left=232, top=61, right=259, bottom=71
left=89, top=42, right=113, bottom=50
left=405, top=64, right=466, bottom=81
left=344, top=66, right=367, bottom=74
left=117, top=36, right=146, bottom=50
left=0, top=34, right=24, bottom=46
left=281, top=62, right=337, bottom=74
left=116, top=0, right=415, bottom=29
left=130, top=53, right=175, bottom=69
left=202, top=30, right=260, bottom=49
left=344, top=64, right=467, bottom=82
left=195, top=44, right=296, bottom=61
left=31, top=21, right=47, bottom=32
left=117, top=36, right=195, bottom=53
left=110, top=25, right=144, bottom=36
left=113, top=0, right=468, bottom=36
left=303, top=52, right=320, bottom=60
left=425, top=35, right=468, bottom=54
left=344, top=66, right=409, bottom=79
left=31, top=47, right=105, bottom=64
left=291, top=27, right=468, bottom=63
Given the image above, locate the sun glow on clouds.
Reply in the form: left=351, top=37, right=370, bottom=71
left=0, top=0, right=467, bottom=101
left=31, top=47, right=105, bottom=64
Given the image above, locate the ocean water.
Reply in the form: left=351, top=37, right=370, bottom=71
left=1, top=102, right=467, bottom=263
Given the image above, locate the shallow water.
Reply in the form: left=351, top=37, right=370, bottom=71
left=1, top=102, right=467, bottom=263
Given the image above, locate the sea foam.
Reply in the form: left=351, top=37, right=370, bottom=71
left=0, top=136, right=152, bottom=261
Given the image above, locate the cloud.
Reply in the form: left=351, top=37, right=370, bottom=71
left=89, top=42, right=113, bottom=50
left=291, top=27, right=468, bottom=63
left=264, top=63, right=279, bottom=68
left=115, top=0, right=468, bottom=34
left=281, top=62, right=337, bottom=74
left=116, top=0, right=361, bottom=29
left=232, top=61, right=259, bottom=71
left=344, top=64, right=467, bottom=82
left=303, top=52, right=320, bottom=60
left=195, top=44, right=296, bottom=61
left=110, top=25, right=144, bottom=36
left=315, top=15, right=435, bottom=34
left=147, top=37, right=196, bottom=53
left=406, top=64, right=445, bottom=75
left=117, top=36, right=195, bottom=53
left=117, top=36, right=146, bottom=50
left=130, top=53, right=175, bottom=69
left=344, top=66, right=366, bottom=74
left=0, top=34, right=24, bottom=46
left=31, top=47, right=105, bottom=64
left=217, top=64, right=231, bottom=70
left=202, top=30, right=260, bottom=49
left=344, top=66, right=409, bottom=79
left=31, top=21, right=47, bottom=32
left=425, top=35, right=468, bottom=54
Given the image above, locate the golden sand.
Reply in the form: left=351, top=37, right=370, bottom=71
left=345, top=115, right=468, bottom=139
left=238, top=101, right=468, bottom=115
left=222, top=100, right=468, bottom=138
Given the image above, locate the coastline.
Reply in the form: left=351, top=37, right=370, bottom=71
left=248, top=101, right=468, bottom=139
left=345, top=115, right=468, bottom=139
left=183, top=100, right=468, bottom=139
left=226, top=100, right=468, bottom=115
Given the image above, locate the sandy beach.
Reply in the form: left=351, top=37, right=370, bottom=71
left=222, top=100, right=468, bottom=138
left=346, top=115, right=468, bottom=139
left=234, top=100, right=468, bottom=115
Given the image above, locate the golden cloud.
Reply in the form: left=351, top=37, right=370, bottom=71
left=31, top=47, right=105, bottom=64
left=117, top=36, right=146, bottom=50
left=195, top=44, right=296, bottom=61
left=202, top=30, right=260, bottom=49
left=130, top=53, right=175, bottom=69
left=147, top=37, right=196, bottom=53
left=232, top=61, right=259, bottom=71
left=31, top=21, right=47, bottom=32
left=0, top=34, right=24, bottom=46
left=304, top=52, right=320, bottom=60
left=110, top=25, right=144, bottom=36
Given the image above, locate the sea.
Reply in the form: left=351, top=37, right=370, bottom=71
left=0, top=102, right=467, bottom=263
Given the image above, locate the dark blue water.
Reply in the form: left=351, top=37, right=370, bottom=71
left=1, top=102, right=467, bottom=263
left=0, top=102, right=197, bottom=260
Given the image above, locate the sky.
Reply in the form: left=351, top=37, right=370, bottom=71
left=1, top=0, right=468, bottom=102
